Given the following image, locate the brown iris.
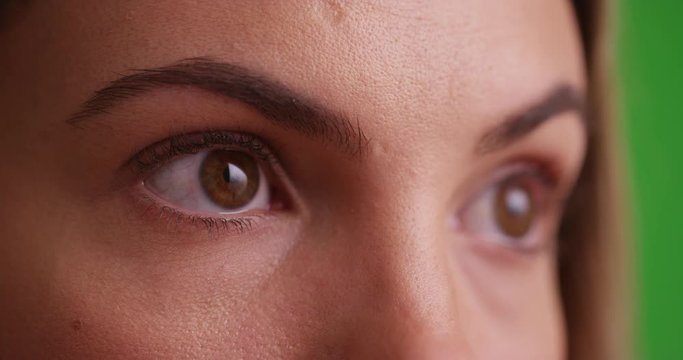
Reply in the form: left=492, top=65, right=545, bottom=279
left=199, top=150, right=260, bottom=209
left=494, top=179, right=535, bottom=238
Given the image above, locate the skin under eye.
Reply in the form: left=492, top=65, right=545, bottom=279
left=144, top=149, right=270, bottom=214
left=457, top=164, right=558, bottom=252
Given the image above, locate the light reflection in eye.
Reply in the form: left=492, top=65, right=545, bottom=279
left=144, top=149, right=270, bottom=214
left=494, top=181, right=535, bottom=238
left=458, top=166, right=555, bottom=251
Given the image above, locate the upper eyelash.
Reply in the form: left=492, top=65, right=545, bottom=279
left=457, top=160, right=562, bottom=227
left=127, top=130, right=277, bottom=174
left=482, top=160, right=559, bottom=192
left=124, top=130, right=285, bottom=236
left=454, top=161, right=566, bottom=254
left=500, top=162, right=562, bottom=211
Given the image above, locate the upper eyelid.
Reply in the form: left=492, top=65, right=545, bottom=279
left=457, top=164, right=563, bottom=254
left=475, top=85, right=586, bottom=155
left=460, top=160, right=559, bottom=204
left=125, top=130, right=278, bottom=174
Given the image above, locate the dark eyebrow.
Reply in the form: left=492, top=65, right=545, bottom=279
left=475, top=84, right=586, bottom=155
left=67, top=57, right=369, bottom=156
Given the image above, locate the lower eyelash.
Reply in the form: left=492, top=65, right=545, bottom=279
left=134, top=190, right=267, bottom=238
left=122, top=130, right=287, bottom=238
left=159, top=206, right=257, bottom=234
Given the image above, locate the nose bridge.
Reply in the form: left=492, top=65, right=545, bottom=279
left=373, top=219, right=453, bottom=330
left=343, top=178, right=465, bottom=357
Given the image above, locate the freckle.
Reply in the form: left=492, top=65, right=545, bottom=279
left=71, top=319, right=82, bottom=331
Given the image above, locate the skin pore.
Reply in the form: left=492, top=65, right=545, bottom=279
left=0, top=1, right=586, bottom=359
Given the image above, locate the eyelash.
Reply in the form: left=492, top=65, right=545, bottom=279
left=136, top=197, right=263, bottom=235
left=456, top=159, right=565, bottom=253
left=127, top=131, right=569, bottom=241
left=128, top=130, right=283, bottom=235
left=128, top=130, right=278, bottom=174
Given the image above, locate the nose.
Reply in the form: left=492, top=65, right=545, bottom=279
left=336, top=196, right=470, bottom=359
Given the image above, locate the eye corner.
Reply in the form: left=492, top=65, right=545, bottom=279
left=121, top=130, right=298, bottom=237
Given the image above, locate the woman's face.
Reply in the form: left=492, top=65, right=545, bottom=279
left=0, top=1, right=586, bottom=358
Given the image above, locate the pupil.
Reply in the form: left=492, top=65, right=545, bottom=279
left=199, top=150, right=260, bottom=209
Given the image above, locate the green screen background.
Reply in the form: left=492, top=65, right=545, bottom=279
left=618, top=1, right=683, bottom=358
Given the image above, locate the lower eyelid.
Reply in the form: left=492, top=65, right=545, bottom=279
left=455, top=161, right=564, bottom=253
left=465, top=230, right=557, bottom=264
left=126, top=183, right=274, bottom=238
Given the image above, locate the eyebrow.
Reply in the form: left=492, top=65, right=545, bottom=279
left=68, top=58, right=584, bottom=159
left=475, top=84, right=586, bottom=155
left=67, top=57, right=369, bottom=156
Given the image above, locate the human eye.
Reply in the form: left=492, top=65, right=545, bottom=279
left=456, top=162, right=562, bottom=253
left=128, top=130, right=290, bottom=233
left=145, top=148, right=270, bottom=212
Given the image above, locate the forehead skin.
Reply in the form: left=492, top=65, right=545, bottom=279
left=0, top=0, right=585, bottom=359
left=1, top=0, right=584, bottom=145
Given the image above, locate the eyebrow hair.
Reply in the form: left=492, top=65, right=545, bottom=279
left=475, top=84, right=586, bottom=155
left=67, top=57, right=369, bottom=156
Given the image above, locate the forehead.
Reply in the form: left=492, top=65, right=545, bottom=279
left=3, top=0, right=584, bottom=142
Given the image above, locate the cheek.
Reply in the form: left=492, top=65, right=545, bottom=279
left=41, top=241, right=354, bottom=358
left=453, top=240, right=566, bottom=359
left=42, top=253, right=284, bottom=358
left=2, top=179, right=564, bottom=360
left=29, top=200, right=306, bottom=358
